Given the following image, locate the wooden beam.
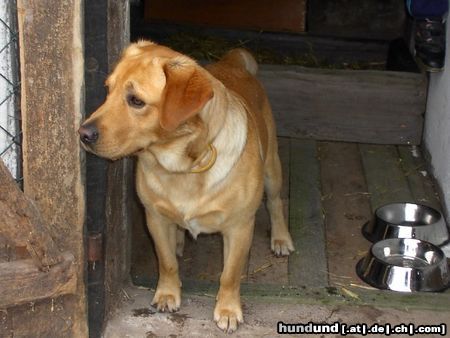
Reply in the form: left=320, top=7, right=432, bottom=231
left=259, top=65, right=427, bottom=145
left=288, top=139, right=328, bottom=287
left=0, top=252, right=76, bottom=309
left=0, top=160, right=62, bottom=269
left=318, top=142, right=372, bottom=286
left=360, top=144, right=413, bottom=210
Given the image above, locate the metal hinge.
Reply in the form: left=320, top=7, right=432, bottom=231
left=87, top=232, right=103, bottom=263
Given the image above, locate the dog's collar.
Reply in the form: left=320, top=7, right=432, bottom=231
left=190, top=143, right=217, bottom=174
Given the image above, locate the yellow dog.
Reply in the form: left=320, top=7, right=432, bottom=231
left=79, top=41, right=294, bottom=333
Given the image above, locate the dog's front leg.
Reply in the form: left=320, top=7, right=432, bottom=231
left=146, top=211, right=181, bottom=312
left=215, top=218, right=254, bottom=333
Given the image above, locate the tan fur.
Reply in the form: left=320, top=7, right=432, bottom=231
left=79, top=42, right=294, bottom=333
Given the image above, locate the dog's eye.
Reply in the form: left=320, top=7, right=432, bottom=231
left=127, top=94, right=145, bottom=109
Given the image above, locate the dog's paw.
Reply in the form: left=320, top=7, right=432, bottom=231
left=151, top=291, right=181, bottom=313
left=214, top=304, right=243, bottom=334
left=271, top=236, right=295, bottom=257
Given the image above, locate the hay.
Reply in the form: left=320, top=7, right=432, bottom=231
left=163, top=32, right=386, bottom=70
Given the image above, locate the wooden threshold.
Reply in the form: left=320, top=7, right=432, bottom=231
left=133, top=277, right=450, bottom=312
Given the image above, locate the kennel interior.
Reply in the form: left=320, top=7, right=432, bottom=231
left=101, top=0, right=450, bottom=334
left=105, top=0, right=450, bottom=335
left=2, top=1, right=450, bottom=337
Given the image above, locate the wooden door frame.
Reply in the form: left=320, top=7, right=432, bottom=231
left=4, top=1, right=132, bottom=337
left=84, top=0, right=132, bottom=336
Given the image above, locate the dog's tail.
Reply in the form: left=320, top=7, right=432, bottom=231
left=222, top=48, right=258, bottom=76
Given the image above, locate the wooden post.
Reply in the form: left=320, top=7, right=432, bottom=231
left=104, top=0, right=133, bottom=316
left=15, top=0, right=87, bottom=337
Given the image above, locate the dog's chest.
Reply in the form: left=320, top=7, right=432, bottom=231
left=178, top=196, right=225, bottom=235
left=183, top=218, right=205, bottom=239
left=145, top=182, right=225, bottom=238
left=162, top=199, right=224, bottom=238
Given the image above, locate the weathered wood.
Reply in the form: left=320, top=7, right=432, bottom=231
left=308, top=0, right=406, bottom=40
left=134, top=22, right=390, bottom=65
left=246, top=205, right=290, bottom=284
left=84, top=1, right=109, bottom=336
left=0, top=252, right=76, bottom=309
left=360, top=144, right=414, bottom=210
left=319, top=142, right=372, bottom=286
left=0, top=234, right=29, bottom=264
left=246, top=137, right=290, bottom=284
left=288, top=139, right=328, bottom=287
left=130, top=206, right=157, bottom=284
left=179, top=233, right=223, bottom=282
left=144, top=0, right=306, bottom=33
left=2, top=296, right=75, bottom=337
left=17, top=0, right=87, bottom=336
left=104, top=0, right=133, bottom=323
left=398, top=146, right=442, bottom=210
left=259, top=65, right=427, bottom=145
left=278, top=137, right=290, bottom=200
left=0, top=159, right=61, bottom=269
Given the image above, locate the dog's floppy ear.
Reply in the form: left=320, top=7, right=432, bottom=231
left=160, top=59, right=214, bottom=131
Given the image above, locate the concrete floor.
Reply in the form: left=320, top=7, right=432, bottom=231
left=103, top=285, right=450, bottom=338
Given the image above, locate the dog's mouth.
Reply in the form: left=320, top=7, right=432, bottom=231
left=80, top=141, right=91, bottom=151
left=80, top=139, right=145, bottom=161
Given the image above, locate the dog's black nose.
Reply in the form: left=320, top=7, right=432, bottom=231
left=78, top=123, right=99, bottom=144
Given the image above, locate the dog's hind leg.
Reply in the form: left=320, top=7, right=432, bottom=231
left=264, top=139, right=294, bottom=256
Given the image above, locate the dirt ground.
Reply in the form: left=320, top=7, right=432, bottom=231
left=103, top=285, right=450, bottom=338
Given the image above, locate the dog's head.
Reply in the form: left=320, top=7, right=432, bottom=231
left=78, top=41, right=214, bottom=160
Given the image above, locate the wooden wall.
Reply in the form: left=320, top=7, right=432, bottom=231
left=308, top=0, right=407, bottom=40
left=144, top=0, right=306, bottom=33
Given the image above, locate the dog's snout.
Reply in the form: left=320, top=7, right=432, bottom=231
left=78, top=123, right=99, bottom=144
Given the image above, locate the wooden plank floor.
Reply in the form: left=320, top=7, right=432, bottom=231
left=131, top=138, right=443, bottom=292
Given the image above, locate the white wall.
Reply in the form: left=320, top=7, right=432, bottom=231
left=423, top=17, right=450, bottom=216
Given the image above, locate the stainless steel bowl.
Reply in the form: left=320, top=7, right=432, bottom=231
left=356, top=238, right=450, bottom=292
left=362, top=203, right=449, bottom=246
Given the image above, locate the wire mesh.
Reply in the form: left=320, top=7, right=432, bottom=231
left=0, top=0, right=21, bottom=182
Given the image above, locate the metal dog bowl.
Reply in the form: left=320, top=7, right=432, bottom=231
left=356, top=238, right=449, bottom=292
left=362, top=203, right=449, bottom=246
